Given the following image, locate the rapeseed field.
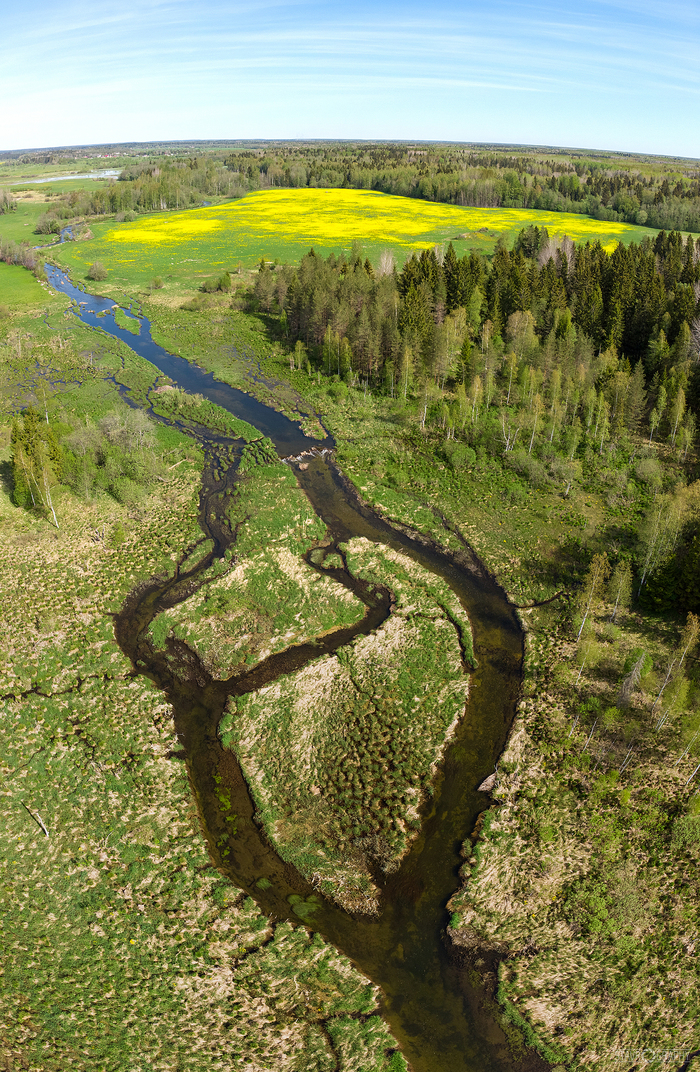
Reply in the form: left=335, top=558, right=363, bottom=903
left=52, top=188, right=652, bottom=291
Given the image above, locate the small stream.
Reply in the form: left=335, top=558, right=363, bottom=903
left=45, top=266, right=538, bottom=1072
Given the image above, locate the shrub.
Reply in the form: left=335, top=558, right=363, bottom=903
left=0, top=304, right=9, bottom=318
left=87, top=262, right=108, bottom=281
left=181, top=294, right=210, bottom=312
left=201, top=271, right=231, bottom=294
left=635, top=457, right=662, bottom=487
left=447, top=444, right=476, bottom=470
left=35, top=213, right=60, bottom=235
left=672, top=815, right=700, bottom=849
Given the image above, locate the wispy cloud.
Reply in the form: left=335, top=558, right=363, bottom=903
left=1, top=0, right=698, bottom=154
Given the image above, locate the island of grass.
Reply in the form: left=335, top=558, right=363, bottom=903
left=148, top=449, right=366, bottom=675
left=220, top=534, right=474, bottom=914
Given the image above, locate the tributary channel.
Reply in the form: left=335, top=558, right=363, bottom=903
left=46, top=265, right=537, bottom=1072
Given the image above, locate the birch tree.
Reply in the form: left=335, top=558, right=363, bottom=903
left=575, top=553, right=611, bottom=640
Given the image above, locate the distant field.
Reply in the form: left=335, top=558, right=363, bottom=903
left=0, top=199, right=51, bottom=243
left=0, top=262, right=47, bottom=308
left=51, top=188, right=657, bottom=290
left=8, top=177, right=119, bottom=195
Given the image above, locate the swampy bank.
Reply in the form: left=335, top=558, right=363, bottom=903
left=41, top=266, right=535, bottom=1072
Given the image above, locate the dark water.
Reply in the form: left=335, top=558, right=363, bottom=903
left=46, top=267, right=538, bottom=1072
left=45, top=264, right=328, bottom=457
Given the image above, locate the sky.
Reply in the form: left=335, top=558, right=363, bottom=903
left=2, top=0, right=699, bottom=157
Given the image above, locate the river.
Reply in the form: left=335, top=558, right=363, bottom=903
left=45, top=265, right=538, bottom=1072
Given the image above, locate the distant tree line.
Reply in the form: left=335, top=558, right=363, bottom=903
left=34, top=158, right=250, bottom=233
left=226, top=144, right=700, bottom=232
left=23, top=143, right=700, bottom=234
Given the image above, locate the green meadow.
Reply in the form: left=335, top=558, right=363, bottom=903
left=0, top=198, right=52, bottom=243
left=0, top=262, right=47, bottom=309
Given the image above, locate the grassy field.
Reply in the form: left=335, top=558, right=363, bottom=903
left=149, top=453, right=364, bottom=677
left=0, top=196, right=53, bottom=243
left=447, top=592, right=700, bottom=1070
left=49, top=188, right=657, bottom=292
left=0, top=262, right=49, bottom=309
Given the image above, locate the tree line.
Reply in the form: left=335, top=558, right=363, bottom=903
left=225, top=143, right=700, bottom=232
left=260, top=227, right=699, bottom=389
left=251, top=228, right=700, bottom=608
left=22, top=142, right=700, bottom=234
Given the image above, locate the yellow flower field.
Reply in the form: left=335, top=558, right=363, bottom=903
left=53, top=187, right=655, bottom=288
left=106, top=188, right=641, bottom=249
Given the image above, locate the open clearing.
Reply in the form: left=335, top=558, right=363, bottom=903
left=50, top=187, right=654, bottom=288
left=0, top=262, right=47, bottom=308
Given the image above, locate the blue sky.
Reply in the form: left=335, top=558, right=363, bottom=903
left=2, top=0, right=699, bottom=157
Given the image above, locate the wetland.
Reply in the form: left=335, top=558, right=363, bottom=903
left=46, top=266, right=530, bottom=1071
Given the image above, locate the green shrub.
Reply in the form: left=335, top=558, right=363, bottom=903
left=150, top=615, right=169, bottom=649
left=672, top=815, right=700, bottom=849
left=87, top=261, right=108, bottom=281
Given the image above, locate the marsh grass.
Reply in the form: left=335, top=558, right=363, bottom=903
left=149, top=453, right=364, bottom=676
left=0, top=420, right=403, bottom=1071
left=447, top=597, right=700, bottom=1068
left=221, top=536, right=473, bottom=913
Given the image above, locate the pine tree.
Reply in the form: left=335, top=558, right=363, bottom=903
left=625, top=361, right=646, bottom=433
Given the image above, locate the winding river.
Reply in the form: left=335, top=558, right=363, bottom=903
left=45, top=265, right=534, bottom=1072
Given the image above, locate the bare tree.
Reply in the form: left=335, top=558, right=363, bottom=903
left=377, top=249, right=396, bottom=277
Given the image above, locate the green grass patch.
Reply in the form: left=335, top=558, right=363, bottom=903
left=0, top=199, right=52, bottom=243
left=222, top=535, right=473, bottom=914
left=150, top=451, right=363, bottom=676
left=0, top=262, right=47, bottom=310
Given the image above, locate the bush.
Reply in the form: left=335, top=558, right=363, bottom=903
left=87, top=262, right=108, bottom=281
left=0, top=304, right=9, bottom=319
left=445, top=443, right=476, bottom=470
left=635, top=457, right=662, bottom=487
left=672, top=815, right=700, bottom=849
left=35, top=213, right=60, bottom=235
left=181, top=294, right=210, bottom=312
left=151, top=277, right=164, bottom=290
left=201, top=271, right=231, bottom=294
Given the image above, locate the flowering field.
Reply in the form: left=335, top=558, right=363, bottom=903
left=52, top=188, right=652, bottom=289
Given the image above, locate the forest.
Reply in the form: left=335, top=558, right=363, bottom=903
left=2, top=140, right=700, bottom=233
left=248, top=227, right=700, bottom=613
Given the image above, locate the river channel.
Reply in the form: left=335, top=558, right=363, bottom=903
left=45, top=265, right=536, bottom=1072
